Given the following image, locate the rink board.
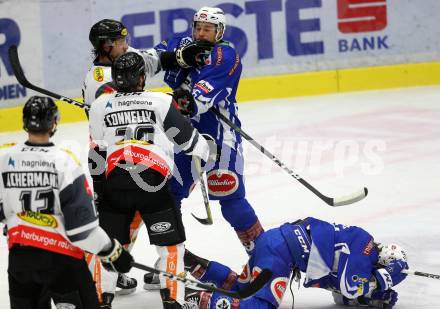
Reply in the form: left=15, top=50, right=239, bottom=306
left=1, top=61, right=440, bottom=132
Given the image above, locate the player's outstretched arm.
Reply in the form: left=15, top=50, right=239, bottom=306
left=159, top=40, right=214, bottom=70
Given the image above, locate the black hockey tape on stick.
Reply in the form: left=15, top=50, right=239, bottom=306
left=191, top=156, right=213, bottom=225
left=8, top=45, right=89, bottom=111
left=132, top=261, right=272, bottom=299
left=210, top=108, right=368, bottom=207
left=403, top=269, right=440, bottom=280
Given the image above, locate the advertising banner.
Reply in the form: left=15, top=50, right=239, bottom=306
left=1, top=0, right=439, bottom=107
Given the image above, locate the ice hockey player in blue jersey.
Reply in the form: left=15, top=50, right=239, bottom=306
left=154, top=7, right=263, bottom=255
left=182, top=217, right=409, bottom=309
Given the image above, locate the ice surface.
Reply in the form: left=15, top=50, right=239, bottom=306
left=0, top=87, right=439, bottom=308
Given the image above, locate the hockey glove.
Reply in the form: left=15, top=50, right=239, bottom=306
left=184, top=288, right=213, bottom=309
left=375, top=260, right=408, bottom=290
left=332, top=290, right=398, bottom=308
left=176, top=40, right=214, bottom=68
left=200, top=134, right=220, bottom=168
left=172, top=88, right=196, bottom=117
left=98, top=239, right=134, bottom=273
left=92, top=180, right=105, bottom=209
left=368, top=289, right=398, bottom=308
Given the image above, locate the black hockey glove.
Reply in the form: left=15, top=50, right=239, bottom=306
left=184, top=288, right=214, bottom=308
left=172, top=88, right=196, bottom=117
left=98, top=239, right=134, bottom=273
left=92, top=180, right=105, bottom=209
left=176, top=40, right=214, bottom=68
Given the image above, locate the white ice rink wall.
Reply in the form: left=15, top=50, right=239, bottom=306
left=1, top=0, right=440, bottom=130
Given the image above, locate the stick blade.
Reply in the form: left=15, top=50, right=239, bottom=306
left=235, top=268, right=272, bottom=299
left=191, top=213, right=213, bottom=225
left=332, top=187, right=368, bottom=207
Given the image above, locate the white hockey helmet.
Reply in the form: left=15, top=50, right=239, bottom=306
left=193, top=7, right=226, bottom=42
left=378, top=243, right=408, bottom=266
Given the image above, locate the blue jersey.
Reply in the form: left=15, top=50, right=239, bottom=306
left=199, top=217, right=380, bottom=308
left=299, top=218, right=379, bottom=299
left=155, top=36, right=242, bottom=149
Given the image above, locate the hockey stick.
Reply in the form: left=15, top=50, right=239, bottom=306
left=132, top=261, right=272, bottom=299
left=191, top=156, right=213, bottom=225
left=210, top=108, right=368, bottom=207
left=403, top=269, right=440, bottom=280
left=8, top=45, right=89, bottom=110
left=10, top=44, right=215, bottom=222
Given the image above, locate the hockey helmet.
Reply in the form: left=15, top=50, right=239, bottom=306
left=112, top=52, right=145, bottom=91
left=23, top=96, right=59, bottom=134
left=378, top=243, right=408, bottom=266
left=89, top=19, right=128, bottom=50
left=193, top=7, right=226, bottom=41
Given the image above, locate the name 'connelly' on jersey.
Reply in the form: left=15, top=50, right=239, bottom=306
left=104, top=109, right=156, bottom=127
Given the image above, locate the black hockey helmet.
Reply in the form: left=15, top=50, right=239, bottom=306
left=89, top=19, right=128, bottom=50
left=112, top=52, right=145, bottom=91
left=23, top=96, right=59, bottom=134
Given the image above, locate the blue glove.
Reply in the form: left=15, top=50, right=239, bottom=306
left=386, top=260, right=408, bottom=286
left=332, top=290, right=397, bottom=308
left=375, top=260, right=408, bottom=290
left=369, top=289, right=398, bottom=308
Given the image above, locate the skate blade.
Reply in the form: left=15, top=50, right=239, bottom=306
left=115, top=287, right=136, bottom=296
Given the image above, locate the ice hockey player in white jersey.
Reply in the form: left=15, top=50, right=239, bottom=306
left=88, top=51, right=213, bottom=309
left=82, top=18, right=213, bottom=107
left=0, top=96, right=134, bottom=309
left=82, top=19, right=213, bottom=304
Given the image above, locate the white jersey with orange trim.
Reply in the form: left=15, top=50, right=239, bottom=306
left=89, top=91, right=210, bottom=179
left=82, top=47, right=161, bottom=107
left=0, top=142, right=112, bottom=258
